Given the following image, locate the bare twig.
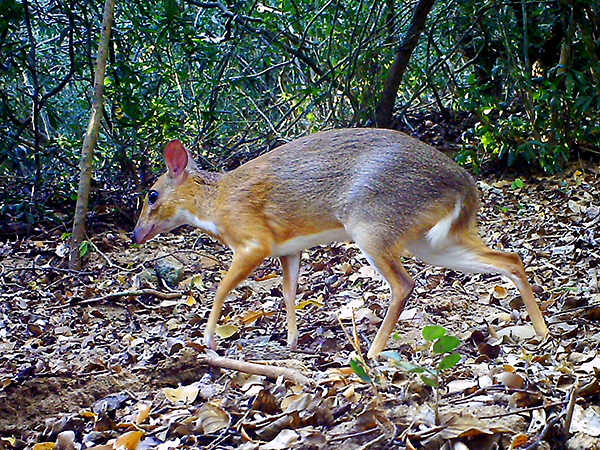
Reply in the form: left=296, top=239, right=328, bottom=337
left=201, top=351, right=312, bottom=386
left=478, top=400, right=568, bottom=420
left=2, top=265, right=96, bottom=276
left=356, top=432, right=387, bottom=450
left=328, top=428, right=378, bottom=443
left=563, top=381, right=579, bottom=434
left=86, top=236, right=131, bottom=271
left=46, top=288, right=182, bottom=310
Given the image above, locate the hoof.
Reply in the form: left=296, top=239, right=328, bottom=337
left=287, top=333, right=298, bottom=351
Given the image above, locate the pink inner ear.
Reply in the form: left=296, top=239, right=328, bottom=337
left=165, top=140, right=188, bottom=177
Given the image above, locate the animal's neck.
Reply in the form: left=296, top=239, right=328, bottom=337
left=199, top=170, right=224, bottom=185
left=179, top=171, right=222, bottom=237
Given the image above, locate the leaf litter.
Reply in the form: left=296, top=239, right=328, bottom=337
left=1, top=162, right=599, bottom=449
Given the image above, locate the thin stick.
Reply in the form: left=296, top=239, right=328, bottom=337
left=478, top=400, right=568, bottom=419
left=46, top=288, right=182, bottom=310
left=356, top=433, right=386, bottom=450
left=2, top=265, right=96, bottom=275
left=328, top=429, right=378, bottom=443
left=87, top=236, right=130, bottom=271
left=446, top=385, right=544, bottom=402
left=201, top=351, right=312, bottom=386
left=564, top=379, right=580, bottom=434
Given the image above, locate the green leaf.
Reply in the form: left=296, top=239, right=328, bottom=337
left=380, top=350, right=402, bottom=361
left=438, top=353, right=462, bottom=370
left=423, top=325, right=447, bottom=341
left=433, top=335, right=461, bottom=354
left=350, top=359, right=371, bottom=383
left=79, top=240, right=91, bottom=258
left=380, top=351, right=425, bottom=372
left=421, top=374, right=439, bottom=388
left=481, top=132, right=494, bottom=148
left=511, top=178, right=525, bottom=189
left=397, top=361, right=426, bottom=373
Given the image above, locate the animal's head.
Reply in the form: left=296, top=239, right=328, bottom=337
left=132, top=140, right=208, bottom=244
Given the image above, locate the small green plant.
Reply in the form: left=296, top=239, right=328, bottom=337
left=382, top=325, right=462, bottom=388
left=511, top=178, right=525, bottom=190
left=350, top=358, right=372, bottom=383
left=79, top=240, right=92, bottom=258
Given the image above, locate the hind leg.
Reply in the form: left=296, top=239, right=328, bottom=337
left=350, top=231, right=415, bottom=358
left=279, top=253, right=301, bottom=350
left=366, top=256, right=414, bottom=359
left=407, top=233, right=548, bottom=337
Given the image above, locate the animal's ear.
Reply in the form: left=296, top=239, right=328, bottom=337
left=164, top=140, right=189, bottom=179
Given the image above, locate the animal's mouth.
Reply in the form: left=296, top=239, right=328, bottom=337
left=133, top=224, right=156, bottom=244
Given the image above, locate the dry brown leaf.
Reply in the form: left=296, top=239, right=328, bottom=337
left=260, top=429, right=299, bottom=449
left=215, top=323, right=239, bottom=338
left=252, top=389, right=280, bottom=414
left=497, top=325, right=536, bottom=340
left=195, top=402, right=231, bottom=434
left=296, top=299, right=324, bottom=310
left=254, top=272, right=279, bottom=282
left=134, top=402, right=152, bottom=425
left=114, top=430, right=143, bottom=450
left=497, top=371, right=525, bottom=389
left=281, top=393, right=313, bottom=412
left=240, top=310, right=276, bottom=325
left=163, top=383, right=200, bottom=404
left=55, top=431, right=76, bottom=450
left=32, top=444, right=55, bottom=450
left=510, top=433, right=530, bottom=448
left=436, top=412, right=513, bottom=439
left=492, top=285, right=509, bottom=299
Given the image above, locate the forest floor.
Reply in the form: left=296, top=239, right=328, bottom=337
left=1, top=161, right=600, bottom=450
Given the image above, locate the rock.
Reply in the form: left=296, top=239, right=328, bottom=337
left=154, top=256, right=184, bottom=287
left=133, top=269, right=159, bottom=289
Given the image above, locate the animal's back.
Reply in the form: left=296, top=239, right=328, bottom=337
left=223, top=128, right=478, bottom=240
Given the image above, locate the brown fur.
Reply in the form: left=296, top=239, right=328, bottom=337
left=133, top=128, right=548, bottom=357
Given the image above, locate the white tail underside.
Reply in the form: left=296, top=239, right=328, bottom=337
left=426, top=198, right=462, bottom=248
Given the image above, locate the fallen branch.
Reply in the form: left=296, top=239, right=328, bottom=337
left=2, top=265, right=96, bottom=276
left=202, top=351, right=312, bottom=386
left=47, top=288, right=182, bottom=310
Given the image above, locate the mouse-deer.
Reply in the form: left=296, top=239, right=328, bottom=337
left=133, top=128, right=548, bottom=358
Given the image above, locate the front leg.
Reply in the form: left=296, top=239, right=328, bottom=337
left=204, top=241, right=270, bottom=350
left=279, top=253, right=301, bottom=349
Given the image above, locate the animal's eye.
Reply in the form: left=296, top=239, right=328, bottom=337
left=148, top=190, right=159, bottom=205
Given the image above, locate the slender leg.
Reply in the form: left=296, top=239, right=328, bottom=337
left=477, top=248, right=548, bottom=336
left=362, top=251, right=415, bottom=359
left=355, top=239, right=415, bottom=358
left=204, top=242, right=269, bottom=350
left=408, top=233, right=549, bottom=337
left=279, top=253, right=301, bottom=349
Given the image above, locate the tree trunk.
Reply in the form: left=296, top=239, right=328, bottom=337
left=375, top=0, right=436, bottom=128
left=69, top=0, right=115, bottom=269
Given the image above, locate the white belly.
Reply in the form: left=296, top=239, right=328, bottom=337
left=272, top=228, right=351, bottom=256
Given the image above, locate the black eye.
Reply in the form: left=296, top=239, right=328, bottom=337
left=148, top=190, right=159, bottom=205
